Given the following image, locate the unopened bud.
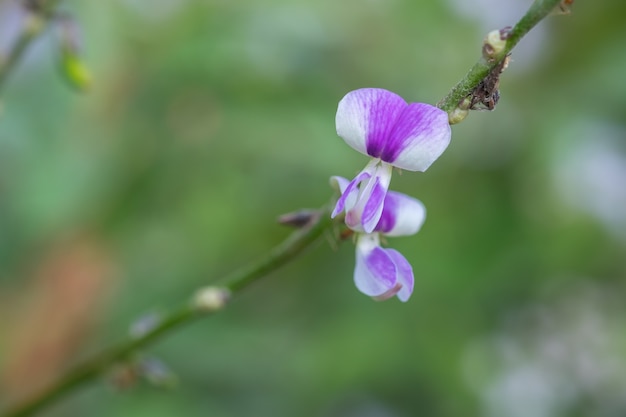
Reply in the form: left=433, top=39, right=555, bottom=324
left=482, top=27, right=510, bottom=61
left=56, top=15, right=92, bottom=91
left=553, top=0, right=574, bottom=15
left=129, top=312, right=162, bottom=338
left=193, top=286, right=230, bottom=312
left=448, top=96, right=471, bottom=124
left=139, top=356, right=178, bottom=388
left=278, top=209, right=317, bottom=228
left=448, top=107, right=468, bottom=125
left=61, top=55, right=92, bottom=90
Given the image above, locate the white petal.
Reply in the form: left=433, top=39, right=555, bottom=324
left=354, top=234, right=396, bottom=297
left=375, top=191, right=426, bottom=237
left=330, top=176, right=350, bottom=194
left=336, top=88, right=407, bottom=158
left=385, top=249, right=414, bottom=302
left=386, top=104, right=452, bottom=171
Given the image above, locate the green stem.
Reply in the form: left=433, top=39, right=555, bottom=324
left=437, top=0, right=562, bottom=114
left=1, top=203, right=336, bottom=417
left=1, top=307, right=198, bottom=417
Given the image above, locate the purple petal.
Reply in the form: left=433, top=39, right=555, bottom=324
left=336, top=88, right=407, bottom=159
left=360, top=176, right=386, bottom=233
left=385, top=249, right=414, bottom=302
left=332, top=161, right=393, bottom=233
left=331, top=172, right=370, bottom=218
left=349, top=162, right=392, bottom=232
left=354, top=236, right=414, bottom=301
left=354, top=235, right=397, bottom=297
left=381, top=103, right=451, bottom=171
left=375, top=191, right=426, bottom=236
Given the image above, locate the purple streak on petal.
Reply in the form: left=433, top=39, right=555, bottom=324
left=374, top=191, right=399, bottom=234
left=364, top=248, right=396, bottom=288
left=380, top=103, right=451, bottom=171
left=336, top=88, right=407, bottom=158
left=386, top=249, right=414, bottom=302
left=331, top=172, right=370, bottom=218
left=354, top=244, right=397, bottom=297
left=363, top=89, right=407, bottom=158
left=375, top=191, right=426, bottom=236
left=361, top=178, right=387, bottom=233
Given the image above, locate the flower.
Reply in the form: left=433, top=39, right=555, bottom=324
left=332, top=177, right=426, bottom=302
left=331, top=88, right=451, bottom=233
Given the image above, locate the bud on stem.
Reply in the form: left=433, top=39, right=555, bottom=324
left=193, top=286, right=231, bottom=313
left=55, top=14, right=91, bottom=91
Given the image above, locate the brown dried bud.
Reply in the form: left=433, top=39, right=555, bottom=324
left=277, top=210, right=318, bottom=228
left=553, top=0, right=574, bottom=15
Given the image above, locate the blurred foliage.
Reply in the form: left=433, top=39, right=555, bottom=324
left=1, top=0, right=625, bottom=416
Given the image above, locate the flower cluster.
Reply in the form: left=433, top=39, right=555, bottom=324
left=331, top=88, right=451, bottom=302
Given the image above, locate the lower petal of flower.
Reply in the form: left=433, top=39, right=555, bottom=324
left=354, top=234, right=414, bottom=302
left=384, top=248, right=414, bottom=302
left=354, top=235, right=395, bottom=297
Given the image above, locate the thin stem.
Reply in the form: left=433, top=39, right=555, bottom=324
left=1, top=307, right=198, bottom=417
left=437, top=0, right=562, bottom=114
left=1, top=203, right=337, bottom=417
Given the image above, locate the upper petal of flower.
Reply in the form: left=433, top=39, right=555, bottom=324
left=374, top=191, right=426, bottom=237
left=381, top=103, right=451, bottom=171
left=336, top=88, right=407, bottom=159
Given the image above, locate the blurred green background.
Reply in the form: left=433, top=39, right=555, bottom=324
left=1, top=0, right=626, bottom=416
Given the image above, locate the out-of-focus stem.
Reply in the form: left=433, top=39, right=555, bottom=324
left=1, top=203, right=337, bottom=417
left=0, top=0, right=62, bottom=92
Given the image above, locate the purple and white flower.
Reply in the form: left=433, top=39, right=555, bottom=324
left=333, top=177, right=426, bottom=302
left=332, top=88, right=451, bottom=233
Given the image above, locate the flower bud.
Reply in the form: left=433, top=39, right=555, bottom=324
left=277, top=209, right=317, bottom=228
left=139, top=356, right=178, bottom=388
left=553, top=0, right=574, bottom=15
left=60, top=54, right=92, bottom=90
left=482, top=27, right=510, bottom=62
left=56, top=14, right=92, bottom=91
left=129, top=312, right=162, bottom=338
left=193, top=286, right=231, bottom=312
